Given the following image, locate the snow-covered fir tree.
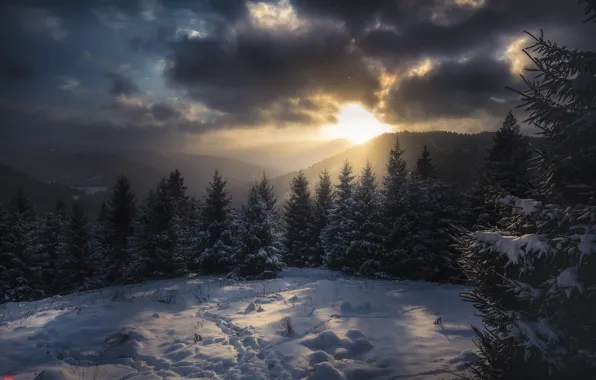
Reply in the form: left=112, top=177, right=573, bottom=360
left=166, top=169, right=190, bottom=217
left=345, top=162, right=385, bottom=276
left=101, top=175, right=136, bottom=283
left=198, top=170, right=234, bottom=273
left=283, top=171, right=317, bottom=267
left=0, top=190, right=40, bottom=302
left=128, top=178, right=186, bottom=281
left=257, top=172, right=278, bottom=219
left=233, top=185, right=283, bottom=280
left=380, top=134, right=412, bottom=276
left=413, top=145, right=437, bottom=180
left=312, top=169, right=333, bottom=262
left=26, top=208, right=67, bottom=295
left=321, top=161, right=356, bottom=270
left=459, top=3, right=596, bottom=378
left=54, top=204, right=94, bottom=293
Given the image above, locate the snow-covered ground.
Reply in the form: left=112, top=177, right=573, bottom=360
left=0, top=268, right=480, bottom=380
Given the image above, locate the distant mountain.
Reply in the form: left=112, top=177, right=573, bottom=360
left=0, top=145, right=274, bottom=213
left=0, top=163, right=87, bottom=213
left=231, top=131, right=498, bottom=206
left=223, top=139, right=353, bottom=173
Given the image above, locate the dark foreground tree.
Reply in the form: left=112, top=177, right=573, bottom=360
left=283, top=171, right=316, bottom=267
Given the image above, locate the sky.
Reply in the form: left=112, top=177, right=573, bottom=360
left=0, top=0, right=593, bottom=154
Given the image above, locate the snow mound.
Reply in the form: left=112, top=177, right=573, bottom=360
left=446, top=349, right=480, bottom=370
left=32, top=365, right=136, bottom=380
left=305, top=362, right=347, bottom=380
left=307, top=350, right=333, bottom=365
left=301, top=330, right=374, bottom=358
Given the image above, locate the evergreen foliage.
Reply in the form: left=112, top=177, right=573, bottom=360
left=283, top=171, right=316, bottom=267
left=345, top=162, right=385, bottom=276
left=414, top=146, right=437, bottom=180
left=459, top=3, right=596, bottom=378
left=321, top=161, right=356, bottom=270
left=312, top=169, right=333, bottom=260
left=257, top=172, right=278, bottom=217
left=198, top=170, right=234, bottom=273
left=233, top=185, right=283, bottom=280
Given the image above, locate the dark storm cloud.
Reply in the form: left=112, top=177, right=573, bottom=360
left=166, top=21, right=381, bottom=126
left=384, top=57, right=516, bottom=123
left=106, top=72, right=139, bottom=96
left=151, top=102, right=181, bottom=121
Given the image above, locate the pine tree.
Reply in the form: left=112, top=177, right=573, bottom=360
left=198, top=170, right=234, bottom=273
left=459, top=4, right=596, bottom=378
left=26, top=209, right=67, bottom=295
left=257, top=172, right=278, bottom=217
left=102, top=175, right=136, bottom=283
left=0, top=191, right=40, bottom=302
left=312, top=169, right=333, bottom=261
left=233, top=185, right=283, bottom=279
left=283, top=171, right=317, bottom=267
left=413, top=145, right=437, bottom=180
left=128, top=178, right=186, bottom=281
left=346, top=162, right=385, bottom=275
left=55, top=204, right=94, bottom=293
left=321, top=161, right=356, bottom=270
left=166, top=169, right=189, bottom=217
left=381, top=134, right=412, bottom=276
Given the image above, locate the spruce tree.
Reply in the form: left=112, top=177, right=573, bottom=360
left=198, top=170, right=234, bottom=273
left=26, top=209, right=66, bottom=295
left=413, top=145, right=437, bottom=180
left=346, top=162, right=385, bottom=275
left=233, top=185, right=283, bottom=279
left=482, top=111, right=532, bottom=202
left=0, top=191, right=40, bottom=302
left=312, top=169, right=333, bottom=262
left=102, top=175, right=136, bottom=283
left=381, top=134, right=412, bottom=276
left=321, top=161, right=356, bottom=270
left=55, top=204, right=94, bottom=293
left=166, top=169, right=189, bottom=217
left=283, top=171, right=317, bottom=267
left=459, top=3, right=596, bottom=378
left=257, top=172, right=278, bottom=217
left=128, top=178, right=186, bottom=281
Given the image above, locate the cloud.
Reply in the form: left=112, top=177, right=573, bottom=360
left=106, top=72, right=140, bottom=96
left=57, top=75, right=86, bottom=96
left=12, top=7, right=69, bottom=40
left=382, top=57, right=518, bottom=123
left=92, top=4, right=131, bottom=30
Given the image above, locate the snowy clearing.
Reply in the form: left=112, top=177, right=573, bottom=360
left=0, top=268, right=480, bottom=380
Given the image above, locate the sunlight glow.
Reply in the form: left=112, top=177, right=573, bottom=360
left=247, top=0, right=306, bottom=31
left=502, top=36, right=531, bottom=74
left=321, top=103, right=393, bottom=144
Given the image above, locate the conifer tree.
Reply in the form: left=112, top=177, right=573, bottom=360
left=102, top=175, right=136, bottom=283
left=459, top=4, right=596, bottom=377
left=166, top=169, right=189, bottom=216
left=346, top=162, right=385, bottom=275
left=233, top=185, right=283, bottom=279
left=27, top=209, right=66, bottom=295
left=55, top=204, right=94, bottom=293
left=128, top=178, right=186, bottom=280
left=312, top=169, right=333, bottom=261
left=321, top=161, right=356, bottom=270
left=413, top=145, right=437, bottom=180
left=257, top=172, right=278, bottom=217
left=381, top=134, right=412, bottom=275
left=483, top=111, right=532, bottom=199
left=0, top=191, right=40, bottom=302
left=198, top=170, right=234, bottom=273
left=283, top=171, right=317, bottom=266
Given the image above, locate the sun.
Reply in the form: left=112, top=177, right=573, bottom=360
left=321, top=103, right=393, bottom=144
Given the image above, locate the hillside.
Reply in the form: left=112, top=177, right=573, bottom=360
left=231, top=131, right=497, bottom=205
left=0, top=163, right=86, bottom=213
